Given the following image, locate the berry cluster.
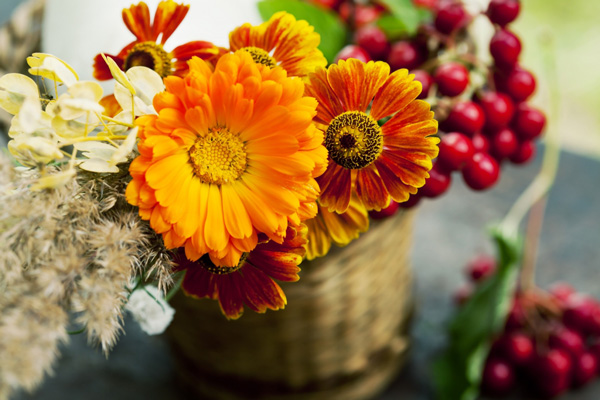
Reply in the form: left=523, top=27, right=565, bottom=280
left=456, top=258, right=600, bottom=398
left=310, top=0, right=546, bottom=208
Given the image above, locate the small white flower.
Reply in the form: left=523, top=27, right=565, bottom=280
left=126, top=285, right=175, bottom=336
left=27, top=53, right=79, bottom=87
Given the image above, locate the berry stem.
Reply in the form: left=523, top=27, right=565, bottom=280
left=498, top=35, right=560, bottom=239
left=519, top=196, right=546, bottom=291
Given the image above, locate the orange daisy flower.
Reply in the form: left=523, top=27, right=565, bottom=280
left=93, top=1, right=222, bottom=81
left=125, top=51, right=327, bottom=267
left=305, top=59, right=439, bottom=213
left=229, top=11, right=327, bottom=78
left=304, top=196, right=369, bottom=260
left=175, top=224, right=307, bottom=320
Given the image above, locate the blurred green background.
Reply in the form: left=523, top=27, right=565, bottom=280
left=513, top=0, right=600, bottom=159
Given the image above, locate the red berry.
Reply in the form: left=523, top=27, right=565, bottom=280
left=502, top=332, right=535, bottom=366
left=462, top=152, right=500, bottom=190
left=490, top=29, right=522, bottom=69
left=412, top=70, right=433, bottom=99
left=421, top=163, right=452, bottom=198
left=434, top=2, right=468, bottom=35
left=487, top=0, right=520, bottom=27
left=309, top=0, right=343, bottom=10
left=481, top=359, right=515, bottom=395
left=369, top=201, right=399, bottom=219
left=399, top=193, right=422, bottom=209
left=512, top=104, right=546, bottom=140
left=504, top=66, right=536, bottom=101
left=443, top=101, right=485, bottom=135
left=434, top=62, right=469, bottom=97
left=465, top=254, right=496, bottom=282
left=490, top=127, right=518, bottom=159
left=355, top=25, right=389, bottom=60
left=572, top=352, right=598, bottom=387
left=548, top=282, right=575, bottom=304
left=588, top=341, right=600, bottom=361
left=471, top=132, right=490, bottom=153
left=587, top=306, right=600, bottom=336
left=508, top=140, right=535, bottom=164
left=549, top=328, right=585, bottom=357
left=437, top=132, right=475, bottom=171
left=505, top=301, right=526, bottom=331
left=477, top=91, right=515, bottom=130
left=339, top=3, right=382, bottom=28
left=387, top=41, right=425, bottom=70
left=412, top=0, right=439, bottom=10
left=534, top=375, right=570, bottom=398
left=335, top=45, right=371, bottom=63
left=563, top=295, right=597, bottom=334
left=531, top=349, right=572, bottom=385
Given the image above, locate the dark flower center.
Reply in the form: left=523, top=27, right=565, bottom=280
left=124, top=41, right=172, bottom=77
left=197, top=253, right=247, bottom=275
left=240, top=46, right=277, bottom=68
left=324, top=111, right=383, bottom=169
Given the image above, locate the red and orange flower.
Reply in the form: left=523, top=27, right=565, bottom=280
left=305, top=59, right=439, bottom=213
left=229, top=11, right=327, bottom=78
left=93, top=1, right=222, bottom=81
left=304, top=197, right=369, bottom=260
left=125, top=51, right=327, bottom=268
left=176, top=224, right=307, bottom=319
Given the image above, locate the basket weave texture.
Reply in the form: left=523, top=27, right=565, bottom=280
left=168, top=209, right=415, bottom=400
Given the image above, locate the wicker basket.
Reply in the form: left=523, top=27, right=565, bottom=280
left=167, top=209, right=416, bottom=400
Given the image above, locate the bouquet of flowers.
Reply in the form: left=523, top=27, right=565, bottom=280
left=0, top=1, right=439, bottom=397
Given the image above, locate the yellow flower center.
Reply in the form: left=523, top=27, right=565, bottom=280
left=124, top=41, right=172, bottom=77
left=188, top=127, right=247, bottom=185
left=240, top=46, right=277, bottom=68
left=325, top=111, right=383, bottom=169
left=198, top=254, right=247, bottom=274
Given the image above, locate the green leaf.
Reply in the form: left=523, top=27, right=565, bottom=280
left=378, top=0, right=431, bottom=36
left=257, top=0, right=348, bottom=63
left=432, top=227, right=522, bottom=400
left=376, top=14, right=409, bottom=39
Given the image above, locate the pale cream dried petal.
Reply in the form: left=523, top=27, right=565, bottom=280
left=107, top=110, right=134, bottom=134
left=101, top=54, right=135, bottom=95
left=27, top=53, right=78, bottom=86
left=114, top=67, right=163, bottom=116
left=78, top=158, right=120, bottom=173
left=55, top=81, right=104, bottom=120
left=30, top=168, right=76, bottom=191
left=109, top=127, right=138, bottom=165
left=8, top=136, right=63, bottom=166
left=0, top=73, right=40, bottom=115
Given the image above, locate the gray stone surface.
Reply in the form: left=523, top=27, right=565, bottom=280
left=10, top=149, right=600, bottom=400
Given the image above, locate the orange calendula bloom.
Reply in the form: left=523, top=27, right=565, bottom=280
left=229, top=11, right=327, bottom=78
left=304, top=196, right=369, bottom=260
left=305, top=59, right=439, bottom=213
left=175, top=224, right=307, bottom=320
left=126, top=51, right=327, bottom=267
left=93, top=1, right=222, bottom=80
